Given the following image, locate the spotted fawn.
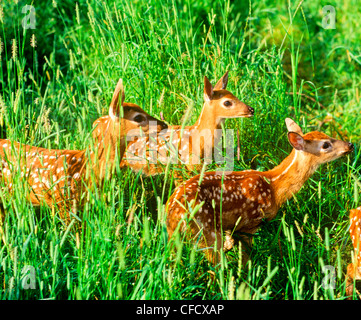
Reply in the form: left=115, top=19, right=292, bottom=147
left=0, top=78, right=168, bottom=223
left=119, top=72, right=254, bottom=183
left=166, top=118, right=354, bottom=264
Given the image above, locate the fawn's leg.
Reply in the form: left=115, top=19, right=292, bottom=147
left=228, top=232, right=254, bottom=266
left=346, top=263, right=361, bottom=300
left=223, top=230, right=235, bottom=251
left=189, top=220, right=223, bottom=265
left=203, top=229, right=223, bottom=265
left=221, top=229, right=255, bottom=267
left=346, top=263, right=355, bottom=299
left=238, top=234, right=253, bottom=266
left=172, top=167, right=185, bottom=187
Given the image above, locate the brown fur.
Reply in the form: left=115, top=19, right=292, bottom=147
left=346, top=207, right=361, bottom=299
left=0, top=79, right=167, bottom=223
left=166, top=118, right=354, bottom=265
left=119, top=72, right=254, bottom=183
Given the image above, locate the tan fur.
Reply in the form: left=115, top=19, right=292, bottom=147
left=166, top=118, right=354, bottom=265
left=346, top=207, right=361, bottom=299
left=119, top=72, right=254, bottom=183
left=0, top=79, right=167, bottom=223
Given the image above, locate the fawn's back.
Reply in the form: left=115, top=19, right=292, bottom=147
left=0, top=139, right=87, bottom=208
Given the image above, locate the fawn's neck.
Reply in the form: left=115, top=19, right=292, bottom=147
left=192, top=102, right=224, bottom=153
left=194, top=102, right=224, bottom=132
left=86, top=130, right=124, bottom=185
left=265, top=149, right=320, bottom=209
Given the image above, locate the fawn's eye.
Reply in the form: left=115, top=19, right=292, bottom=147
left=322, top=142, right=331, bottom=150
left=133, top=115, right=145, bottom=123
left=223, top=100, right=232, bottom=107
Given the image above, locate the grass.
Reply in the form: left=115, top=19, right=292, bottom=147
left=0, top=0, right=360, bottom=300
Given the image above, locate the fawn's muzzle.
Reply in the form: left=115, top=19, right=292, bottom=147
left=247, top=105, right=255, bottom=115
left=342, top=142, right=354, bottom=155
left=160, top=121, right=168, bottom=130
left=347, top=142, right=354, bottom=153
left=155, top=121, right=168, bottom=132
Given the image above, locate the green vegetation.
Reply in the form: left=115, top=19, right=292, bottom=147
left=0, top=0, right=360, bottom=299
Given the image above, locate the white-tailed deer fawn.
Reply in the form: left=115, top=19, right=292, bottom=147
left=166, top=118, right=354, bottom=264
left=0, top=79, right=167, bottom=223
left=346, top=206, right=361, bottom=299
left=119, top=72, right=254, bottom=182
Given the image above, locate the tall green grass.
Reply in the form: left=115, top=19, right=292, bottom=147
left=0, top=0, right=360, bottom=299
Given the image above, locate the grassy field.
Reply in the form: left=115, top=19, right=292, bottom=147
left=0, top=0, right=360, bottom=300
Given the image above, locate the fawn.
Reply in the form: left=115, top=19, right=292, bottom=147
left=346, top=206, right=361, bottom=299
left=0, top=78, right=167, bottom=223
left=119, top=72, right=254, bottom=182
left=166, top=118, right=354, bottom=264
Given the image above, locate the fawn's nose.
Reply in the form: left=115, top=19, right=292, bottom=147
left=348, top=142, right=354, bottom=151
left=158, top=121, right=168, bottom=131
left=161, top=121, right=168, bottom=130
left=247, top=105, right=254, bottom=115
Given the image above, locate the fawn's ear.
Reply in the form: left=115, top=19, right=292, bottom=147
left=285, top=118, right=303, bottom=135
left=204, top=76, right=213, bottom=102
left=288, top=132, right=305, bottom=151
left=213, top=71, right=229, bottom=90
left=109, top=78, right=125, bottom=119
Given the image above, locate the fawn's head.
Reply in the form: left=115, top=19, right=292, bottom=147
left=92, top=78, right=168, bottom=143
left=286, top=118, right=354, bottom=164
left=203, top=71, right=254, bottom=122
